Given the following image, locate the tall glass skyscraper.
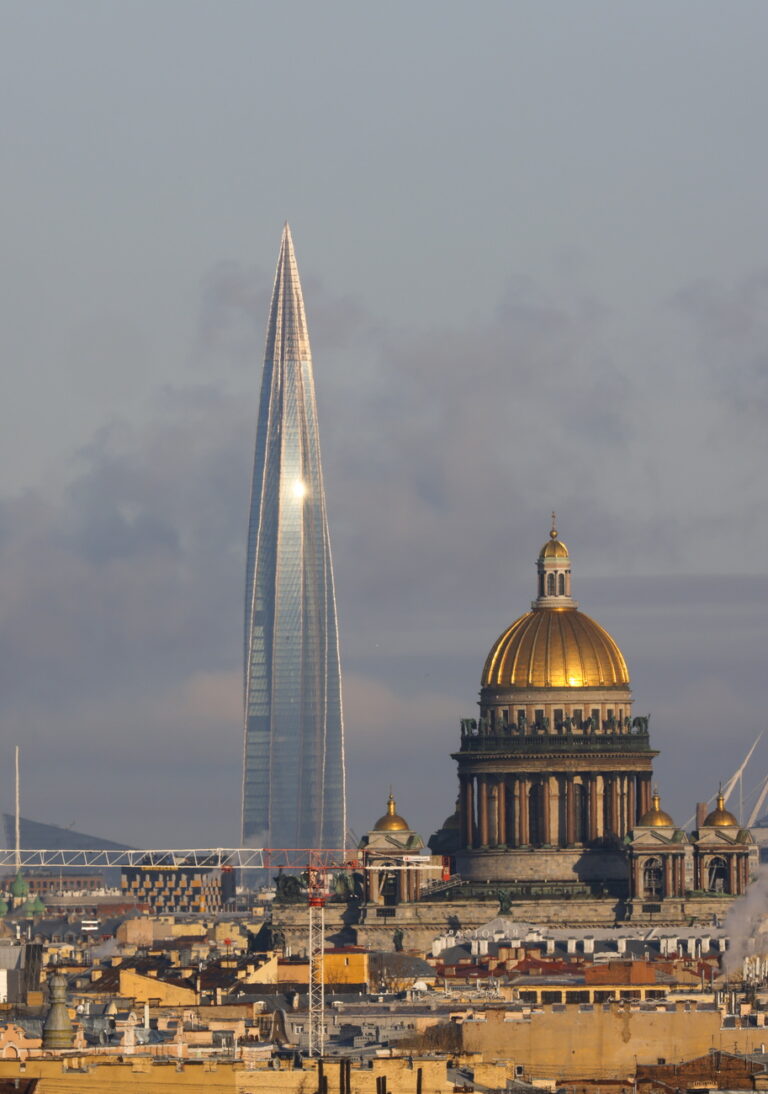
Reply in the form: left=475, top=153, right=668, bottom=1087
left=242, top=224, right=346, bottom=849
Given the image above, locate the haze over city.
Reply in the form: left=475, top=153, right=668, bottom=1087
left=1, top=2, right=767, bottom=847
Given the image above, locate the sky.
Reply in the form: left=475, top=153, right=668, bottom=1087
left=1, top=2, right=768, bottom=848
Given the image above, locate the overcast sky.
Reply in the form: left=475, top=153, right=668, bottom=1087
left=1, top=2, right=768, bottom=848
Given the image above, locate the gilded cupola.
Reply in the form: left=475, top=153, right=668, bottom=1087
left=373, top=793, right=410, bottom=832
left=702, top=791, right=739, bottom=828
left=638, top=791, right=676, bottom=828
left=482, top=516, right=630, bottom=690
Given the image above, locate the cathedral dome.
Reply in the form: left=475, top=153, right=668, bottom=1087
left=638, top=791, right=676, bottom=827
left=483, top=518, right=629, bottom=690
left=373, top=794, right=409, bottom=832
left=483, top=608, right=629, bottom=689
left=703, top=792, right=739, bottom=828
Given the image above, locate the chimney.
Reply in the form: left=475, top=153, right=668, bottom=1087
left=583, top=937, right=594, bottom=955
left=566, top=938, right=577, bottom=955
left=696, top=802, right=708, bottom=829
left=617, top=938, right=627, bottom=955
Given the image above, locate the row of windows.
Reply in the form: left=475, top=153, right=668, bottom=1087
left=517, top=988, right=666, bottom=1005
left=539, top=570, right=571, bottom=597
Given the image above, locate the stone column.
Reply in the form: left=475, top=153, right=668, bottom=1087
left=627, top=776, right=636, bottom=831
left=540, top=779, right=550, bottom=845
left=565, top=776, right=576, bottom=846
left=596, top=775, right=605, bottom=839
left=548, top=776, right=559, bottom=847
left=639, top=776, right=652, bottom=817
left=505, top=776, right=515, bottom=848
left=619, top=775, right=627, bottom=838
left=496, top=778, right=507, bottom=847
left=588, top=775, right=598, bottom=842
left=463, top=776, right=474, bottom=849
left=610, top=777, right=620, bottom=836
left=663, top=856, right=672, bottom=899
left=512, top=777, right=521, bottom=848
left=729, top=856, right=737, bottom=896
left=519, top=777, right=530, bottom=846
left=633, top=858, right=643, bottom=899
left=479, top=777, right=490, bottom=848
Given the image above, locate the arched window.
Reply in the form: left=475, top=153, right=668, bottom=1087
left=643, top=857, right=664, bottom=900
left=707, top=856, right=729, bottom=894
left=558, top=573, right=565, bottom=595
left=547, top=573, right=555, bottom=596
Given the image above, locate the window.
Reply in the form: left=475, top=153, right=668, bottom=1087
left=547, top=574, right=555, bottom=595
left=558, top=573, right=565, bottom=595
left=707, top=856, right=729, bottom=893
left=643, top=857, right=664, bottom=900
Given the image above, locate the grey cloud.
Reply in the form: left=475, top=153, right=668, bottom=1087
left=1, top=265, right=767, bottom=845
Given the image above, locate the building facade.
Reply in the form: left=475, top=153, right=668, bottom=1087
left=426, top=521, right=757, bottom=921
left=121, top=859, right=236, bottom=914
left=242, top=224, right=346, bottom=849
left=451, top=522, right=656, bottom=893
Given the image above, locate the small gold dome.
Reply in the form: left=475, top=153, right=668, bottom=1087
left=539, top=534, right=570, bottom=560
left=373, top=794, right=409, bottom=832
left=703, top=792, right=739, bottom=828
left=483, top=608, right=629, bottom=688
left=638, top=791, right=676, bottom=828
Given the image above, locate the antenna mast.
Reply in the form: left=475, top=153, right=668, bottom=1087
left=14, top=746, right=20, bottom=872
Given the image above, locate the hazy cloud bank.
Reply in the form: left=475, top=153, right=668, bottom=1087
left=1, top=264, right=767, bottom=845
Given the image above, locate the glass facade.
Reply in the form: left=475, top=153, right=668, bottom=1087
left=242, top=225, right=346, bottom=849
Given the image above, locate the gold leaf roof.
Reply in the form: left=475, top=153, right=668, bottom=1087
left=482, top=607, right=630, bottom=689
left=638, top=791, right=676, bottom=828
left=702, top=792, right=739, bottom=828
left=373, top=794, right=409, bottom=832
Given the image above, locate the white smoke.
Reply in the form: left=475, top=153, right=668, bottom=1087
left=722, top=865, right=768, bottom=977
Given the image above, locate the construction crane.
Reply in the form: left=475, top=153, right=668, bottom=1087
left=307, top=862, right=328, bottom=1057
left=683, top=732, right=764, bottom=828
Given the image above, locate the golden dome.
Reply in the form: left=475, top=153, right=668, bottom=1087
left=703, top=792, right=739, bottom=828
left=482, top=607, right=629, bottom=689
left=373, top=794, right=409, bottom=832
left=638, top=792, right=676, bottom=828
left=539, top=534, right=570, bottom=560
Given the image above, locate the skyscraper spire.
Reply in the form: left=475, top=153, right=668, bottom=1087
left=242, top=224, right=346, bottom=849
